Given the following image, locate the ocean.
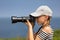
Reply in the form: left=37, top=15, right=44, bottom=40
left=0, top=17, right=60, bottom=38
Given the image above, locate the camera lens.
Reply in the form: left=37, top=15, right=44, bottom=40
left=11, top=15, right=35, bottom=23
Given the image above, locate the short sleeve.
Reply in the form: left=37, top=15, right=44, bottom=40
left=47, top=33, right=53, bottom=40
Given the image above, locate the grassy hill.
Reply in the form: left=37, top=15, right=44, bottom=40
left=0, top=29, right=60, bottom=40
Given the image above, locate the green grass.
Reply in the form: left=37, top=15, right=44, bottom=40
left=0, top=30, right=60, bottom=40
left=0, top=37, right=26, bottom=40
left=53, top=29, right=60, bottom=40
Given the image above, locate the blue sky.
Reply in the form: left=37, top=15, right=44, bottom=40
left=0, top=0, right=60, bottom=18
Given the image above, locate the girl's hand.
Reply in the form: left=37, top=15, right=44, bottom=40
left=25, top=20, right=33, bottom=28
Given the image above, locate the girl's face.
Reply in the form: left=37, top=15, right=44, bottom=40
left=36, top=15, right=48, bottom=25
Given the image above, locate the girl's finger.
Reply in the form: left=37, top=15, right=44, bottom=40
left=26, top=20, right=30, bottom=23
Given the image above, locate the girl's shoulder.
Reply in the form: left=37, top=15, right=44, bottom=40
left=42, top=25, right=53, bottom=34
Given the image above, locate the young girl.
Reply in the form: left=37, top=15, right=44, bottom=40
left=25, top=5, right=53, bottom=40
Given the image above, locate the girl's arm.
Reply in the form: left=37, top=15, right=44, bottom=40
left=25, top=20, right=41, bottom=40
left=25, top=20, right=34, bottom=40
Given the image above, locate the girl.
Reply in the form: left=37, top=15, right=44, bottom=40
left=25, top=5, right=53, bottom=40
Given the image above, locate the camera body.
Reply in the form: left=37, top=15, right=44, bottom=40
left=11, top=15, right=35, bottom=23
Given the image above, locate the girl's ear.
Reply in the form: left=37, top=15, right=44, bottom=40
left=45, top=16, right=49, bottom=20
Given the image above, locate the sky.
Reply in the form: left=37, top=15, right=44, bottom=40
left=0, top=0, right=60, bottom=18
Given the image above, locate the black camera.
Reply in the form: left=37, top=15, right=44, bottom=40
left=11, top=15, right=35, bottom=23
